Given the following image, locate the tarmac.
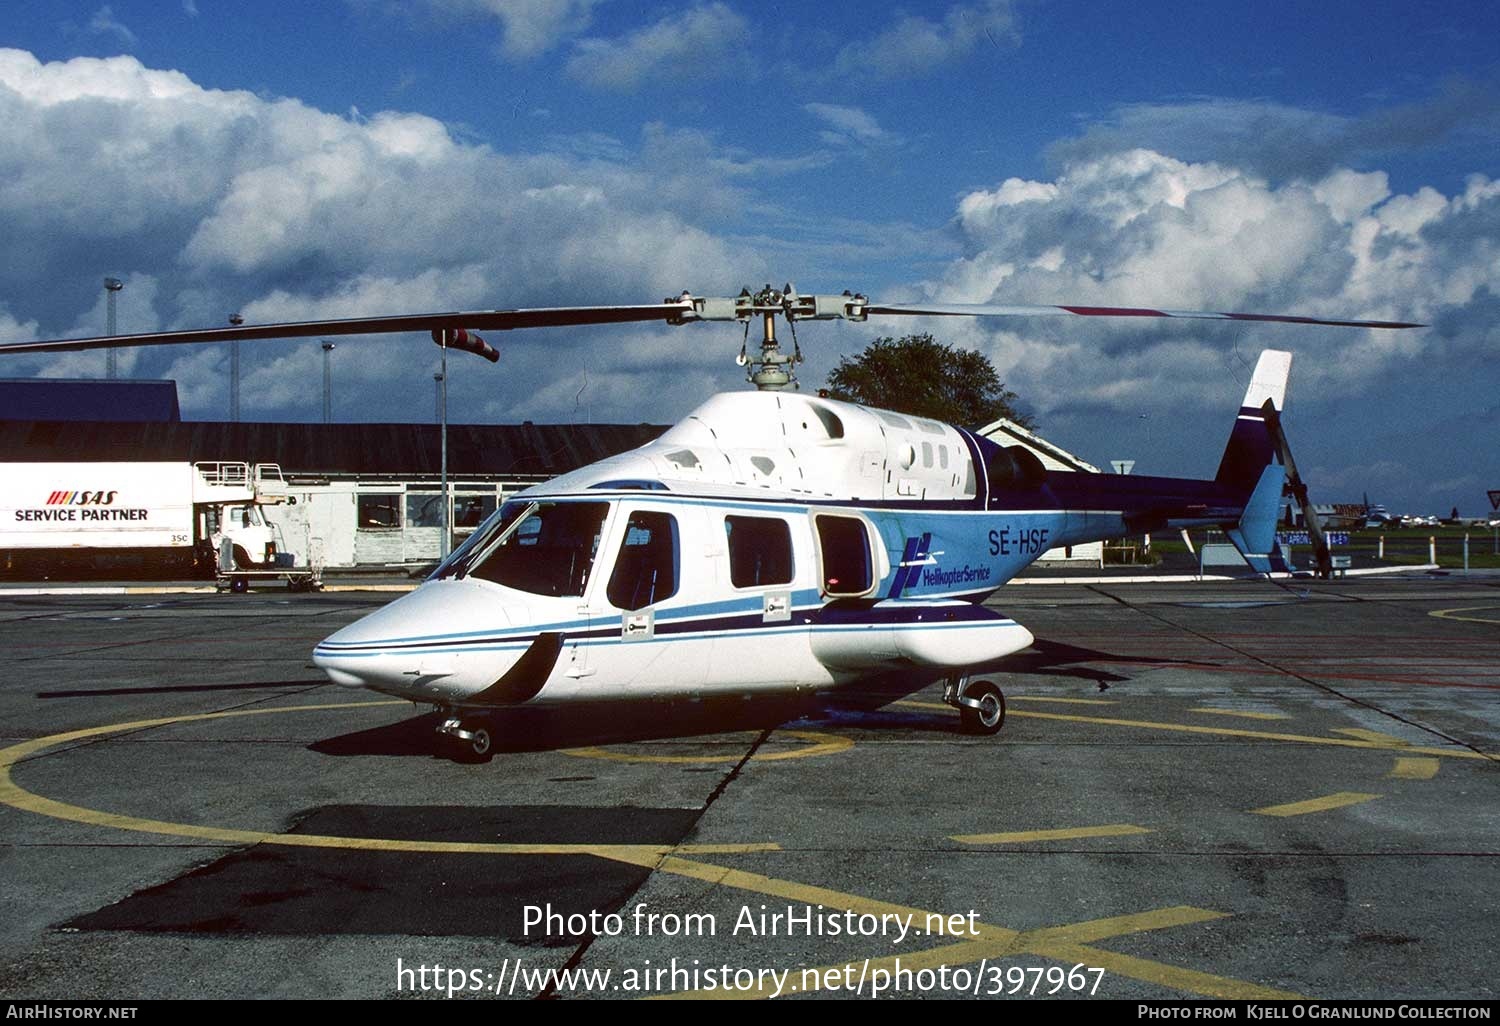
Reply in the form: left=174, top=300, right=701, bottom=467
left=0, top=570, right=1496, bottom=1000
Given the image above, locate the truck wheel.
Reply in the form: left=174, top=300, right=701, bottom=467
left=232, top=545, right=253, bottom=570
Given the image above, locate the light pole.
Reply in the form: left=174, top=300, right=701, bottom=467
left=229, top=314, right=243, bottom=421
left=321, top=342, right=335, bottom=424
left=434, top=372, right=444, bottom=424
left=103, top=277, right=123, bottom=379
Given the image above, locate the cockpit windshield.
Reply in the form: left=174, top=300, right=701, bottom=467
left=428, top=500, right=521, bottom=581
left=443, top=500, right=610, bottom=597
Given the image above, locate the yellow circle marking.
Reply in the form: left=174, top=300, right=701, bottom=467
left=1429, top=605, right=1500, bottom=625
left=0, top=701, right=776, bottom=861
left=563, top=730, right=853, bottom=765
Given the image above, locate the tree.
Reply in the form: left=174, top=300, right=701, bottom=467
left=823, top=334, right=1033, bottom=429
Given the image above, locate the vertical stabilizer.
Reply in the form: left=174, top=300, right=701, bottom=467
left=1216, top=350, right=1292, bottom=487
left=1218, top=351, right=1293, bottom=574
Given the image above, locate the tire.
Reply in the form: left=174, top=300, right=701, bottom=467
left=959, top=680, right=1005, bottom=736
left=452, top=725, right=494, bottom=763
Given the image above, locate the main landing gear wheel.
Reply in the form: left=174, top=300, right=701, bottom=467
left=946, top=676, right=1006, bottom=736
left=438, top=714, right=495, bottom=763
left=466, top=726, right=493, bottom=761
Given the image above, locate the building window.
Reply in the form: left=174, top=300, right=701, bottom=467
left=405, top=492, right=444, bottom=528
left=815, top=514, right=873, bottom=596
left=454, top=494, right=497, bottom=528
left=607, top=511, right=679, bottom=610
left=357, top=493, right=401, bottom=530
left=724, top=516, right=794, bottom=588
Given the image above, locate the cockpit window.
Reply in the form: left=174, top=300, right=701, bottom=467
left=429, top=499, right=524, bottom=580
left=461, top=501, right=609, bottom=596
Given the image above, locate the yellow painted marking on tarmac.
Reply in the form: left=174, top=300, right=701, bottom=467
left=561, top=730, right=852, bottom=765
left=897, top=698, right=1492, bottom=760
left=1007, top=696, right=1117, bottom=706
left=1335, top=728, right=1407, bottom=745
left=952, top=824, right=1152, bottom=845
left=1020, top=905, right=1224, bottom=945
left=1388, top=758, right=1440, bottom=780
left=1429, top=605, right=1500, bottom=625
left=1191, top=707, right=1290, bottom=721
left=650, top=887, right=1301, bottom=1001
left=1004, top=708, right=1493, bottom=762
left=0, top=702, right=778, bottom=862
left=1252, top=792, right=1381, bottom=818
left=5, top=701, right=1306, bottom=1001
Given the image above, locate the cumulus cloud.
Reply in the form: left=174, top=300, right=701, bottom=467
left=0, top=48, right=771, bottom=421
left=565, top=3, right=749, bottom=91
left=834, top=0, right=1016, bottom=79
left=907, top=148, right=1498, bottom=507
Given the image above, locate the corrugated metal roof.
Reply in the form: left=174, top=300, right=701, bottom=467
left=0, top=420, right=667, bottom=477
left=0, top=379, right=181, bottom=422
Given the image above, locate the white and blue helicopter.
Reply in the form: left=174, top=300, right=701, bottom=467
left=2, top=285, right=1419, bottom=758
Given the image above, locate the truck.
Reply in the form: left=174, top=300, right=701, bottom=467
left=0, top=461, right=292, bottom=579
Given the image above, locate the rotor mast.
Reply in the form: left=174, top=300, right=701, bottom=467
left=668, top=284, right=870, bottom=391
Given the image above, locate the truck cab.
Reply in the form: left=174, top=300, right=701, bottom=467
left=206, top=503, right=280, bottom=569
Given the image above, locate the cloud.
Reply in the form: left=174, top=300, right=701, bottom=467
left=565, top=3, right=749, bottom=91
left=803, top=103, right=899, bottom=149
left=414, top=0, right=604, bottom=59
left=87, top=6, right=138, bottom=48
left=1051, top=80, right=1500, bottom=182
left=905, top=148, right=1498, bottom=509
left=0, top=48, right=776, bottom=421
left=834, top=0, right=1016, bottom=79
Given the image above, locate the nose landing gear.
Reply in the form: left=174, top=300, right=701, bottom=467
left=437, top=714, right=494, bottom=762
left=944, top=675, right=1006, bottom=736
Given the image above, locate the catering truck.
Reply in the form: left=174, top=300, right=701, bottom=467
left=1, top=461, right=285, bottom=578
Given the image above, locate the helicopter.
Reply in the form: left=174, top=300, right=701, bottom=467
left=1, top=284, right=1420, bottom=759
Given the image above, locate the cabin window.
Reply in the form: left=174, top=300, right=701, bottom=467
left=467, top=501, right=608, bottom=597
left=724, top=516, right=794, bottom=588
left=606, top=511, right=679, bottom=610
left=357, top=494, right=401, bottom=530
left=815, top=514, right=873, bottom=596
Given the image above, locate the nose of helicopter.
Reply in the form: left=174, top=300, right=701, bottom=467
left=312, top=578, right=518, bottom=693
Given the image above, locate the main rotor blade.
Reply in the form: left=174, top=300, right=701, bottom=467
left=0, top=302, right=693, bottom=356
left=865, top=301, right=1423, bottom=330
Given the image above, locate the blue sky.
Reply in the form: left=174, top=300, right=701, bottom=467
left=2, top=1, right=1497, bottom=515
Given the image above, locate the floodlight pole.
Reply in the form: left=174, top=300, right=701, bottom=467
left=103, top=277, right=123, bottom=378
left=439, top=335, right=450, bottom=559
left=229, top=313, right=243, bottom=421
left=321, top=342, right=335, bottom=423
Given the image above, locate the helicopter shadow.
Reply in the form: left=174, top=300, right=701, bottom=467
left=309, top=692, right=830, bottom=759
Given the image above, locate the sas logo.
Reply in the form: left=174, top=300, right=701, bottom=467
left=46, top=490, right=119, bottom=506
